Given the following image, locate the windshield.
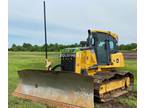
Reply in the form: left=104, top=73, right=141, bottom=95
left=87, top=32, right=118, bottom=64
left=88, top=32, right=118, bottom=52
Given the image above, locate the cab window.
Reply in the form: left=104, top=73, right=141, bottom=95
left=109, top=41, right=114, bottom=51
left=108, top=36, right=117, bottom=53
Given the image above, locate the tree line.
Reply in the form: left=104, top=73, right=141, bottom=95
left=8, top=43, right=80, bottom=52
left=118, top=43, right=137, bottom=51
left=8, top=43, right=137, bottom=52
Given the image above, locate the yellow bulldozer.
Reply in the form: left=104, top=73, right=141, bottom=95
left=13, top=1, right=134, bottom=108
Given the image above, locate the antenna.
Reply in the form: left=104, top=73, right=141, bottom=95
left=43, top=1, right=48, bottom=59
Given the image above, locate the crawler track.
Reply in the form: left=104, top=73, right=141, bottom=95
left=93, top=71, right=134, bottom=102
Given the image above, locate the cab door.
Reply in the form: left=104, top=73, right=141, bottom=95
left=92, top=33, right=110, bottom=65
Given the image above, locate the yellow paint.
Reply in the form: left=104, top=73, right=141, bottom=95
left=98, top=52, right=125, bottom=69
left=75, top=50, right=97, bottom=75
left=99, top=77, right=130, bottom=94
left=75, top=51, right=82, bottom=73
left=74, top=50, right=125, bottom=76
left=90, top=29, right=118, bottom=40
left=126, top=77, right=130, bottom=87
left=111, top=52, right=125, bottom=67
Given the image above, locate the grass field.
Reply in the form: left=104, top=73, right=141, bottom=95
left=8, top=52, right=137, bottom=108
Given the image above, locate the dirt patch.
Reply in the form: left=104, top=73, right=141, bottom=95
left=94, top=92, right=137, bottom=108
left=95, top=100, right=129, bottom=108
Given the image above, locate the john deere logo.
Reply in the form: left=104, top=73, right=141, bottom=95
left=116, top=59, right=119, bottom=63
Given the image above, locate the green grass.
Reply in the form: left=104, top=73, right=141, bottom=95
left=8, top=52, right=60, bottom=108
left=8, top=52, right=137, bottom=108
left=121, top=60, right=137, bottom=92
left=117, top=60, right=137, bottom=107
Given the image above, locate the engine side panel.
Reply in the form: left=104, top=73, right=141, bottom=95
left=111, top=52, right=125, bottom=67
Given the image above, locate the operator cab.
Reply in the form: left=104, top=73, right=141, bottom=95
left=87, top=30, right=118, bottom=65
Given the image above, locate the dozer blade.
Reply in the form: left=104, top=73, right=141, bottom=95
left=13, top=69, right=94, bottom=108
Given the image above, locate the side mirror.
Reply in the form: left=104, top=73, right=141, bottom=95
left=80, top=41, right=87, bottom=47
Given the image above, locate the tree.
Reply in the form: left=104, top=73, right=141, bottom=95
left=22, top=43, right=33, bottom=51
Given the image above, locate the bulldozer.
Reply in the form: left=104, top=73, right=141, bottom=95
left=13, top=1, right=134, bottom=108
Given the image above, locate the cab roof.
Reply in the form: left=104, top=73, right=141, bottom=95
left=89, top=29, right=118, bottom=40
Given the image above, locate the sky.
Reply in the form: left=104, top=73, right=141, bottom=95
left=9, top=0, right=137, bottom=47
